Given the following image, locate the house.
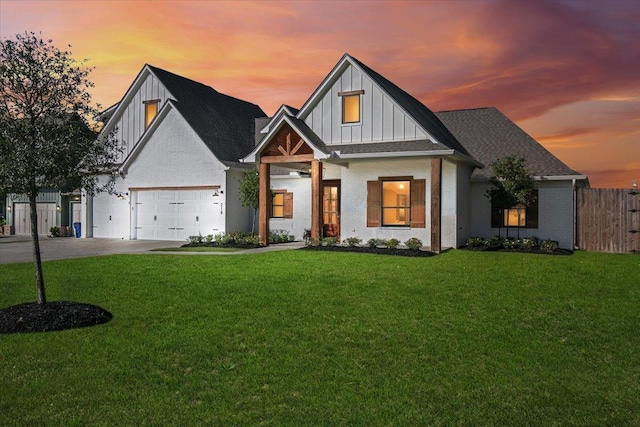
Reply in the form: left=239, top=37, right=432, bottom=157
left=4, top=190, right=82, bottom=236
left=82, top=65, right=266, bottom=240
left=243, top=53, right=587, bottom=250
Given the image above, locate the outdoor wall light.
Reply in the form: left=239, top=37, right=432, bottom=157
left=56, top=205, right=61, bottom=211
left=7, top=205, right=11, bottom=211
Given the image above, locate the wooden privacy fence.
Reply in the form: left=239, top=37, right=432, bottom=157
left=576, top=188, right=640, bottom=253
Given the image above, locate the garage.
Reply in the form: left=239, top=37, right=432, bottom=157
left=133, top=188, right=222, bottom=241
left=13, top=202, right=57, bottom=235
left=91, top=193, right=130, bottom=239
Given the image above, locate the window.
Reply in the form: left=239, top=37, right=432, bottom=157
left=144, top=99, right=160, bottom=129
left=491, top=190, right=538, bottom=228
left=271, top=191, right=293, bottom=219
left=382, top=181, right=410, bottom=226
left=367, top=178, right=426, bottom=228
left=339, top=90, right=364, bottom=124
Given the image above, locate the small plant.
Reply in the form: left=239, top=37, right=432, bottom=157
left=367, top=238, right=378, bottom=248
left=322, top=237, right=338, bottom=247
left=387, top=238, right=400, bottom=249
left=0, top=216, right=6, bottom=227
left=306, top=237, right=321, bottom=247
left=522, top=237, right=536, bottom=250
left=503, top=238, right=522, bottom=249
left=540, top=239, right=559, bottom=253
left=270, top=229, right=291, bottom=244
left=187, top=233, right=204, bottom=244
left=466, top=237, right=486, bottom=248
left=487, top=235, right=503, bottom=248
left=288, top=234, right=295, bottom=242
left=404, top=237, right=422, bottom=250
left=344, top=237, right=362, bottom=247
left=49, top=226, right=60, bottom=237
left=204, top=234, right=214, bottom=244
left=377, top=239, right=389, bottom=248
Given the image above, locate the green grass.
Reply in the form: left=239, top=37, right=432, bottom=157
left=150, top=246, right=245, bottom=252
left=1, top=250, right=639, bottom=426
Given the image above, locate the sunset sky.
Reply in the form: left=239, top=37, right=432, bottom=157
left=2, top=0, right=639, bottom=188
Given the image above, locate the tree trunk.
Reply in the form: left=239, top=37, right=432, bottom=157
left=29, top=192, right=46, bottom=305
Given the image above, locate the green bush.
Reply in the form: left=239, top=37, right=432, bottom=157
left=269, top=229, right=291, bottom=244
left=344, top=237, right=362, bottom=247
left=367, top=238, right=378, bottom=248
left=404, top=237, right=422, bottom=250
left=487, top=235, right=503, bottom=247
left=466, top=237, right=486, bottom=248
left=387, top=238, right=400, bottom=249
left=503, top=238, right=522, bottom=249
left=49, top=226, right=60, bottom=237
left=540, top=239, right=559, bottom=253
left=522, top=237, right=537, bottom=250
left=322, top=237, right=338, bottom=247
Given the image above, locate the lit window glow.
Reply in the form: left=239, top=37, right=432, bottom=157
left=343, top=94, right=360, bottom=123
left=382, top=180, right=410, bottom=226
left=144, top=100, right=159, bottom=129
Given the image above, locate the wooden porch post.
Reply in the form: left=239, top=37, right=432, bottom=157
left=431, top=158, right=442, bottom=253
left=311, top=160, right=323, bottom=240
left=259, top=162, right=270, bottom=246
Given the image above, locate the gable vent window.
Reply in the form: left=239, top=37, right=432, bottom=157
left=339, top=90, right=364, bottom=124
left=144, top=99, right=160, bottom=129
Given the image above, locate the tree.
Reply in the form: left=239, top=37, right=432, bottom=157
left=238, top=168, right=260, bottom=234
left=0, top=32, right=121, bottom=305
left=485, top=155, right=536, bottom=238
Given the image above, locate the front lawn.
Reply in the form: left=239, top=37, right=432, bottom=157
left=1, top=250, right=639, bottom=425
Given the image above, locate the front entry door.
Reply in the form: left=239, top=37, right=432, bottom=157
left=323, top=181, right=340, bottom=239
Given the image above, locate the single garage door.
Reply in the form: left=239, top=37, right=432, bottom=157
left=133, top=189, right=222, bottom=241
left=14, top=202, right=56, bottom=235
left=92, top=193, right=130, bottom=239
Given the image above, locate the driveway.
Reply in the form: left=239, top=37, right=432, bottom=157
left=0, top=236, right=183, bottom=265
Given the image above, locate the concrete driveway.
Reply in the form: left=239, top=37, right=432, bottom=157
left=0, top=236, right=183, bottom=265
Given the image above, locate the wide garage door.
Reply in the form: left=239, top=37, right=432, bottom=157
left=133, top=189, right=222, bottom=241
left=14, top=203, right=56, bottom=235
left=92, top=193, right=130, bottom=239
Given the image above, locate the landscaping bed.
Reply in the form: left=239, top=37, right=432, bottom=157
left=0, top=301, right=112, bottom=334
left=300, top=245, right=435, bottom=257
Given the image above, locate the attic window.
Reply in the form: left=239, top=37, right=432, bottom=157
left=339, top=90, right=364, bottom=124
left=144, top=99, right=160, bottom=129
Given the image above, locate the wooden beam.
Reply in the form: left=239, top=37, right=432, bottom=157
left=259, top=163, right=270, bottom=246
left=311, top=160, right=323, bottom=240
left=292, top=138, right=304, bottom=155
left=261, top=154, right=315, bottom=164
left=431, top=158, right=442, bottom=253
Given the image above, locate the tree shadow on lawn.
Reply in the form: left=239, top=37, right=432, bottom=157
left=0, top=301, right=112, bottom=334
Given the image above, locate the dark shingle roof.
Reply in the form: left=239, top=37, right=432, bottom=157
left=147, top=65, right=266, bottom=166
left=350, top=56, right=470, bottom=156
left=435, top=107, right=582, bottom=180
left=332, top=139, right=445, bottom=156
left=254, top=117, right=271, bottom=144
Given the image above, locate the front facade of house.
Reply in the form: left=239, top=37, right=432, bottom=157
left=82, top=65, right=266, bottom=241
left=244, top=54, right=587, bottom=250
left=7, top=54, right=583, bottom=249
left=4, top=190, right=82, bottom=236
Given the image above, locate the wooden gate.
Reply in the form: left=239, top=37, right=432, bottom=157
left=576, top=188, right=640, bottom=253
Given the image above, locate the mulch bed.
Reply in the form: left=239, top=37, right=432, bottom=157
left=0, top=301, right=112, bottom=334
left=300, top=245, right=436, bottom=257
left=461, top=246, right=574, bottom=255
left=181, top=243, right=261, bottom=249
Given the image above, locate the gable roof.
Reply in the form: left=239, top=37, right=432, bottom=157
left=146, top=65, right=266, bottom=167
left=295, top=54, right=470, bottom=157
left=435, top=107, right=586, bottom=180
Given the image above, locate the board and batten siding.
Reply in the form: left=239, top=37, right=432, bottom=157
left=303, top=64, right=427, bottom=145
left=112, top=71, right=171, bottom=163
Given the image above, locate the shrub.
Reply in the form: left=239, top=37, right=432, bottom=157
left=270, top=229, right=291, bottom=244
left=540, top=239, right=559, bottom=253
left=49, top=226, right=60, bottom=237
left=367, top=238, right=378, bottom=248
left=503, top=238, right=522, bottom=249
left=344, top=237, right=362, bottom=247
left=466, top=237, right=486, bottom=248
left=187, top=233, right=203, bottom=244
left=522, top=237, right=537, bottom=250
left=387, top=238, right=400, bottom=249
left=404, top=237, right=422, bottom=250
left=487, top=235, right=503, bottom=247
left=306, top=237, right=321, bottom=247
left=322, top=237, right=338, bottom=247
left=204, top=234, right=213, bottom=244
